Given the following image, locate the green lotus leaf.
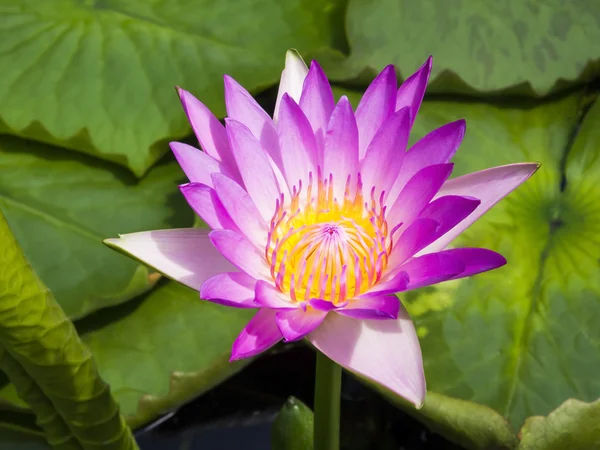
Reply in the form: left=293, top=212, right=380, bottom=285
left=327, top=0, right=600, bottom=95
left=0, top=0, right=343, bottom=176
left=0, top=136, right=192, bottom=319
left=0, top=424, right=54, bottom=450
left=77, top=281, right=254, bottom=429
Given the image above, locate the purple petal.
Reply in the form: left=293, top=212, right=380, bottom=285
left=211, top=173, right=268, bottom=248
left=439, top=248, right=507, bottom=279
left=299, top=60, right=335, bottom=158
left=387, top=163, right=454, bottom=228
left=308, top=299, right=339, bottom=312
left=387, top=218, right=439, bottom=269
left=104, top=229, right=234, bottom=291
left=177, top=88, right=235, bottom=172
left=364, top=271, right=409, bottom=296
left=308, top=305, right=426, bottom=407
left=323, top=96, right=359, bottom=200
left=385, top=196, right=479, bottom=272
left=274, top=50, right=309, bottom=124
left=421, top=163, right=540, bottom=254
left=231, top=309, right=282, bottom=360
left=337, top=295, right=400, bottom=320
left=255, top=280, right=297, bottom=309
left=276, top=308, right=327, bottom=341
left=398, top=248, right=506, bottom=291
left=278, top=94, right=318, bottom=190
left=209, top=229, right=271, bottom=281
left=200, top=272, right=257, bottom=308
left=224, top=75, right=281, bottom=168
left=179, top=183, right=238, bottom=231
left=170, top=142, right=231, bottom=186
left=420, top=195, right=480, bottom=237
left=360, top=107, right=411, bottom=197
left=387, top=120, right=465, bottom=205
left=225, top=119, right=281, bottom=221
left=395, top=57, right=432, bottom=127
left=355, top=65, right=397, bottom=159
left=397, top=251, right=465, bottom=290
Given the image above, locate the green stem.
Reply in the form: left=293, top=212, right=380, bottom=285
left=313, top=351, right=342, bottom=450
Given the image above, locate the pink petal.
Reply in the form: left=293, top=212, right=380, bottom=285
left=276, top=308, right=328, bottom=341
left=200, top=272, right=257, bottom=308
left=255, top=280, right=297, bottom=309
left=278, top=94, right=318, bottom=190
left=337, top=295, right=400, bottom=320
left=299, top=60, right=335, bottom=158
left=209, top=230, right=271, bottom=281
left=179, top=183, right=238, bottom=231
left=323, top=96, right=359, bottom=200
left=231, top=309, right=282, bottom=360
left=177, top=88, right=235, bottom=171
left=224, top=75, right=281, bottom=167
left=395, top=57, right=432, bottom=127
left=225, top=119, right=281, bottom=221
left=211, top=173, right=268, bottom=248
left=386, top=120, right=465, bottom=206
left=274, top=50, right=309, bottom=124
left=104, top=229, right=234, bottom=291
left=387, top=163, right=454, bottom=228
left=360, top=107, right=411, bottom=197
left=421, top=163, right=540, bottom=254
left=170, top=142, right=230, bottom=186
left=308, top=305, right=426, bottom=407
left=355, top=65, right=397, bottom=159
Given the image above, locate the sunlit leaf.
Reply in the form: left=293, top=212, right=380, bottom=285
left=337, top=89, right=600, bottom=447
left=0, top=210, right=137, bottom=449
left=0, top=281, right=254, bottom=430
left=517, top=399, right=600, bottom=450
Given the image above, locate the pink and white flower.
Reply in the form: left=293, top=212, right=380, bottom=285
left=106, top=50, right=538, bottom=407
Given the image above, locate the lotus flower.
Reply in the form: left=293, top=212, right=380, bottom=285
left=106, top=51, right=538, bottom=407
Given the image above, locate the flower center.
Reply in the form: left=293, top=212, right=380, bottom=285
left=265, top=171, right=396, bottom=304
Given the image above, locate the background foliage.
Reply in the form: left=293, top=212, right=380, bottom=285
left=0, top=0, right=599, bottom=449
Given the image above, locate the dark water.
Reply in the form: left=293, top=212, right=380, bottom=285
left=135, top=345, right=464, bottom=450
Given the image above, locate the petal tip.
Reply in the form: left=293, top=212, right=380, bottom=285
left=285, top=48, right=305, bottom=64
left=102, top=237, right=121, bottom=248
left=223, top=74, right=238, bottom=90
left=229, top=352, right=244, bottom=362
left=413, top=392, right=427, bottom=410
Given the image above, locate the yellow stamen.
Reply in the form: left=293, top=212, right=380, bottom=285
left=265, top=170, right=394, bottom=304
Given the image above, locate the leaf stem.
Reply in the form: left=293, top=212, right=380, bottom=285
left=313, top=351, right=341, bottom=450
